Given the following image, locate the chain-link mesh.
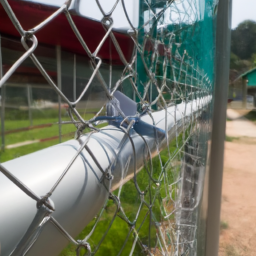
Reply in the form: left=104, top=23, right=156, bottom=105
left=0, top=0, right=217, bottom=255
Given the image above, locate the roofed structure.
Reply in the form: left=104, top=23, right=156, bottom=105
left=230, top=68, right=256, bottom=108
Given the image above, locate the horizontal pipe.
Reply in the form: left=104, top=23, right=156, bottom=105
left=0, top=95, right=212, bottom=256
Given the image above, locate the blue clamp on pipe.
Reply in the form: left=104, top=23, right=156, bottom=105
left=94, top=115, right=166, bottom=141
left=97, top=90, right=166, bottom=140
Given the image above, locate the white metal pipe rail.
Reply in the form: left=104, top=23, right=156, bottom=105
left=0, top=95, right=211, bottom=256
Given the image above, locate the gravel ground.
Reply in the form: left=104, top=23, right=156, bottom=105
left=219, top=109, right=256, bottom=256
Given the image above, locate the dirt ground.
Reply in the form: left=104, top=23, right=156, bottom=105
left=218, top=109, right=256, bottom=256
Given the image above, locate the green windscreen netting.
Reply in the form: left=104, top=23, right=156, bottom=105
left=0, top=0, right=218, bottom=255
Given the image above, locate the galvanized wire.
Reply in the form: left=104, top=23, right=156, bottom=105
left=0, top=0, right=216, bottom=255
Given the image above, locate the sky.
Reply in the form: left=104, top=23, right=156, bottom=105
left=232, top=0, right=256, bottom=29
left=27, top=0, right=256, bottom=30
left=79, top=0, right=139, bottom=29
left=27, top=0, right=139, bottom=29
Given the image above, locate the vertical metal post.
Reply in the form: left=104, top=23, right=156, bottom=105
left=205, top=1, right=232, bottom=256
left=136, top=0, right=146, bottom=103
left=137, top=0, right=157, bottom=109
left=73, top=54, right=76, bottom=102
left=242, top=78, right=247, bottom=109
left=0, top=34, right=5, bottom=151
left=27, top=85, right=33, bottom=126
left=56, top=46, right=62, bottom=143
left=109, top=39, right=112, bottom=90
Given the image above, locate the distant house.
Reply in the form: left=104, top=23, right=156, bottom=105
left=229, top=68, right=256, bottom=108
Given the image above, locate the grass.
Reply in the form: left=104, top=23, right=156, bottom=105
left=0, top=137, right=67, bottom=162
left=59, top=131, right=189, bottom=256
left=0, top=109, right=101, bottom=163
left=4, top=121, right=74, bottom=145
left=0, top=121, right=75, bottom=163
left=220, top=220, right=229, bottom=231
left=60, top=204, right=155, bottom=256
left=244, top=110, right=256, bottom=122
left=0, top=108, right=191, bottom=255
left=58, top=147, right=175, bottom=255
left=225, top=135, right=239, bottom=142
left=225, top=244, right=240, bottom=256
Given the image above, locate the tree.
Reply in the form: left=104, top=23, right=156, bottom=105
left=231, top=20, right=256, bottom=60
left=251, top=53, right=256, bottom=67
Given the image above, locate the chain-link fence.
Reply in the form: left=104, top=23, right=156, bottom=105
left=0, top=0, right=218, bottom=255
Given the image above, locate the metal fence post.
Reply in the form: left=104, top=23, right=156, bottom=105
left=205, top=0, right=232, bottom=255
left=0, top=34, right=5, bottom=151
left=242, top=78, right=247, bottom=109
left=56, top=45, right=62, bottom=143
left=73, top=54, right=76, bottom=102
left=27, top=85, right=33, bottom=126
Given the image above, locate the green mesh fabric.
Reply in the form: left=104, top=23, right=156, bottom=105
left=0, top=0, right=218, bottom=255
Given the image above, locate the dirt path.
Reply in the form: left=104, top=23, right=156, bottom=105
left=219, top=109, right=256, bottom=256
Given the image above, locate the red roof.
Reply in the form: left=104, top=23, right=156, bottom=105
left=0, top=0, right=134, bottom=65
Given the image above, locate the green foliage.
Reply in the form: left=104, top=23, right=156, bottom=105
left=229, top=52, right=252, bottom=72
left=4, top=108, right=98, bottom=121
left=0, top=112, right=190, bottom=255
left=0, top=112, right=102, bottom=162
left=225, top=244, right=240, bottom=256
left=59, top=165, right=162, bottom=255
left=0, top=138, right=64, bottom=163
left=230, top=52, right=240, bottom=70
left=244, top=110, right=256, bottom=122
left=231, top=20, right=256, bottom=60
left=251, top=53, right=256, bottom=67
left=0, top=118, right=77, bottom=162
left=59, top=130, right=188, bottom=256
left=220, top=220, right=229, bottom=230
left=225, top=135, right=239, bottom=142
left=230, top=20, right=256, bottom=77
left=4, top=108, right=66, bottom=121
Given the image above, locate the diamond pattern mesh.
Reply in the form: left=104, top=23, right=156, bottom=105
left=0, top=0, right=217, bottom=255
